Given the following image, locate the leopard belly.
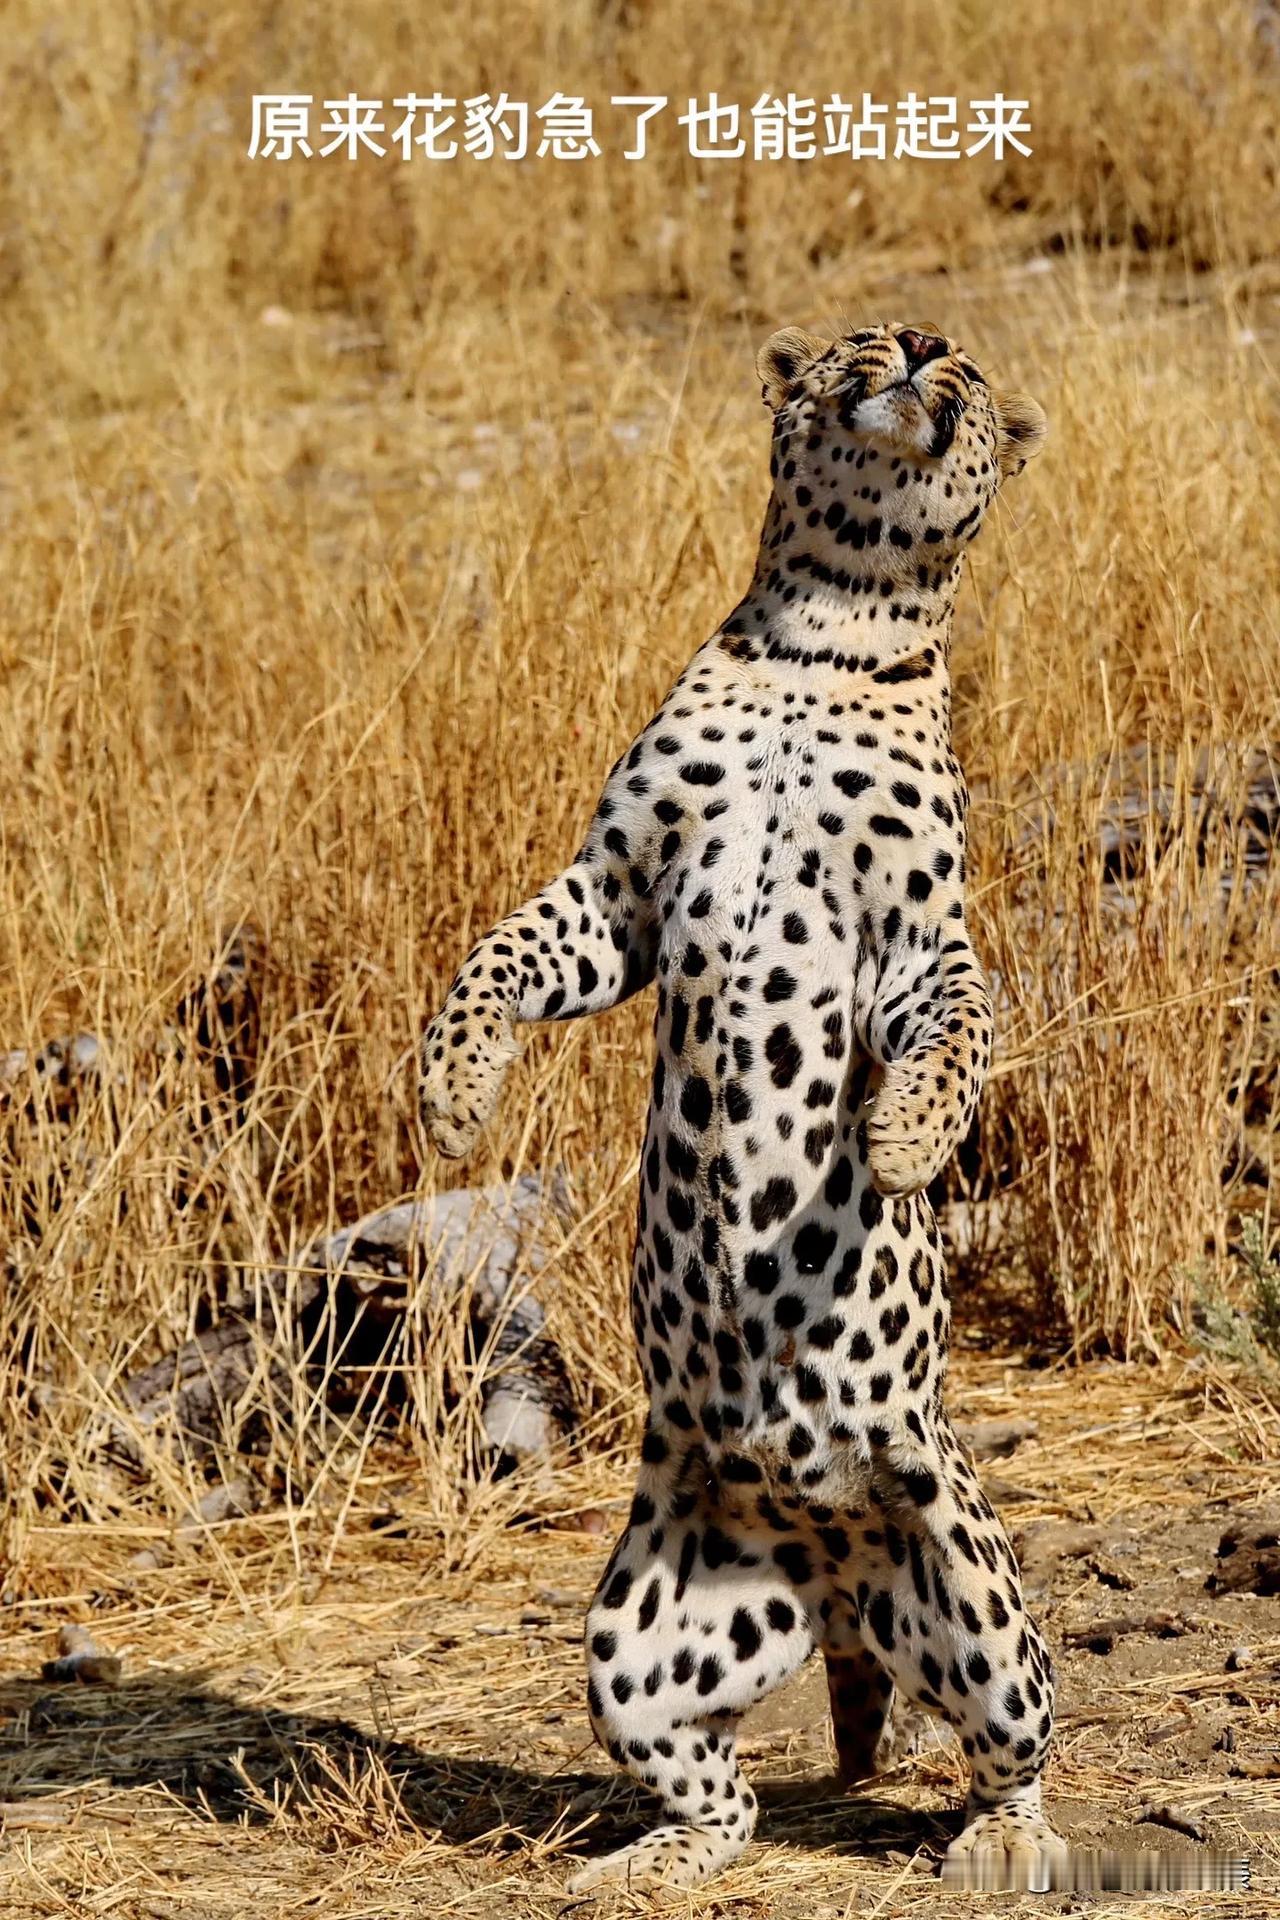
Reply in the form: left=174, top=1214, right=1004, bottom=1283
left=631, top=739, right=950, bottom=1493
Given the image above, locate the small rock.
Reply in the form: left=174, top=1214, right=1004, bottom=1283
left=957, top=1416, right=1038, bottom=1460
left=127, top=1547, right=167, bottom=1572
left=1206, top=1515, right=1280, bottom=1596
left=176, top=1476, right=256, bottom=1537
left=40, top=1624, right=121, bottom=1686
left=568, top=1507, right=610, bottom=1536
left=1225, top=1646, right=1254, bottom=1672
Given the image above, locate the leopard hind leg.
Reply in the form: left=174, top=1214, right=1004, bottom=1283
left=570, top=1443, right=818, bottom=1892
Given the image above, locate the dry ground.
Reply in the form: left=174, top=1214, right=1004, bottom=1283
left=4, top=2, right=1280, bottom=1913
left=2, top=1348, right=1279, bottom=1918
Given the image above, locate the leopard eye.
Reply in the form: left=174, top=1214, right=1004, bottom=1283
left=959, top=360, right=986, bottom=386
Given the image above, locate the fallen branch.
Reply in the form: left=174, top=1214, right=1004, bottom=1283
left=110, top=1175, right=578, bottom=1470
left=1062, top=1610, right=1201, bottom=1653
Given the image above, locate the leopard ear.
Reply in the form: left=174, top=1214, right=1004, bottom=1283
left=993, top=390, right=1048, bottom=479
left=756, top=327, right=827, bottom=411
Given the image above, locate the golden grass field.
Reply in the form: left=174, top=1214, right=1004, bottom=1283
left=2, top=1, right=1280, bottom=1913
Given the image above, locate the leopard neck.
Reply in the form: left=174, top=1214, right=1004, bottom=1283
left=714, top=452, right=972, bottom=691
left=716, top=551, right=960, bottom=692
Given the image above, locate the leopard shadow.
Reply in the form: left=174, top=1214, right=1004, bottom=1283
left=0, top=1665, right=947, bottom=1860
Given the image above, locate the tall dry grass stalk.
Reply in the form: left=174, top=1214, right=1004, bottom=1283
left=957, top=309, right=1280, bottom=1353
left=0, top=3, right=1278, bottom=1571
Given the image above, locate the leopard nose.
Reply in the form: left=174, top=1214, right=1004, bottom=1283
left=896, top=329, right=948, bottom=376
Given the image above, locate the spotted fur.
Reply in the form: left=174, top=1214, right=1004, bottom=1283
left=420, top=321, right=1061, bottom=1892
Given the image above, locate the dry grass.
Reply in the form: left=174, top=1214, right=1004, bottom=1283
left=2, top=1, right=1280, bottom=1912
left=4, top=0, right=1280, bottom=419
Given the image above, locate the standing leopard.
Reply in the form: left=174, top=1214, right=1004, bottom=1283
left=419, top=320, right=1062, bottom=1892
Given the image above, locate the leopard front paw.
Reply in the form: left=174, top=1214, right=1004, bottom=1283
left=866, top=1054, right=960, bottom=1196
left=418, top=1004, right=518, bottom=1159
